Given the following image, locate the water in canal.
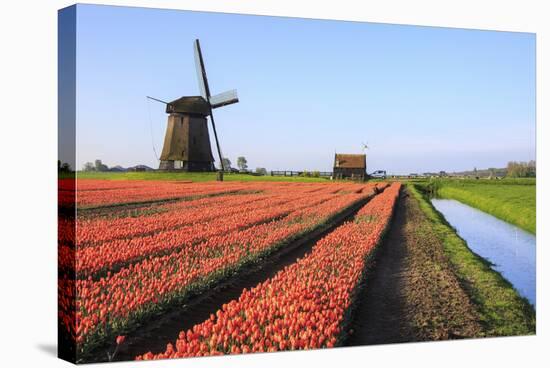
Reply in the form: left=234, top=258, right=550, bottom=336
left=431, top=198, right=536, bottom=308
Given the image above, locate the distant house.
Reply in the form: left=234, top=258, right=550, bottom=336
left=127, top=165, right=154, bottom=172
left=333, top=153, right=366, bottom=180
left=109, top=165, right=127, bottom=172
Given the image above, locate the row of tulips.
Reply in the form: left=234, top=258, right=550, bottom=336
left=75, top=184, right=352, bottom=247
left=64, top=179, right=369, bottom=208
left=58, top=179, right=164, bottom=208
left=64, top=184, right=369, bottom=278
left=138, top=183, right=401, bottom=359
left=65, top=179, right=160, bottom=191
left=77, top=194, right=271, bottom=246
left=67, top=183, right=315, bottom=246
left=69, top=187, right=377, bottom=356
left=61, top=182, right=365, bottom=247
left=60, top=191, right=323, bottom=279
left=71, top=190, right=346, bottom=278
left=72, top=179, right=365, bottom=192
left=74, top=181, right=254, bottom=208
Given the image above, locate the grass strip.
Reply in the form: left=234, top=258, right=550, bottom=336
left=73, top=171, right=329, bottom=183
left=414, top=179, right=535, bottom=234
left=437, top=185, right=535, bottom=234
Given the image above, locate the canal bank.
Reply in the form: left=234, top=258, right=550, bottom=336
left=409, top=184, right=535, bottom=336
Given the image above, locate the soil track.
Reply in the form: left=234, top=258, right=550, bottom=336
left=91, top=192, right=378, bottom=363
left=346, top=187, right=483, bottom=346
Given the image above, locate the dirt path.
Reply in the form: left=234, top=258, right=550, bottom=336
left=346, top=187, right=483, bottom=346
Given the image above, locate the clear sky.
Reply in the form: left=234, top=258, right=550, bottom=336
left=70, top=4, right=535, bottom=174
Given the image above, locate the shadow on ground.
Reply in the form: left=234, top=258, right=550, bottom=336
left=37, top=343, right=57, bottom=357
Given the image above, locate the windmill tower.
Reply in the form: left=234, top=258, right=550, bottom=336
left=154, top=39, right=238, bottom=172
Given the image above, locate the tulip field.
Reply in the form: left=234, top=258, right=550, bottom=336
left=138, top=183, right=401, bottom=359
left=59, top=179, right=401, bottom=362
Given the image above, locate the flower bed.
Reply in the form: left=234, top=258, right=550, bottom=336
left=138, top=183, right=400, bottom=359
left=64, top=183, right=378, bottom=357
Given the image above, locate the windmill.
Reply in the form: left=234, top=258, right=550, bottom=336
left=361, top=142, right=369, bottom=152
left=149, top=39, right=238, bottom=174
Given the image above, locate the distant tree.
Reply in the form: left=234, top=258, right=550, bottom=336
left=220, top=158, right=232, bottom=171
left=83, top=162, right=95, bottom=172
left=255, top=167, right=267, bottom=176
left=528, top=160, right=536, bottom=177
left=94, top=159, right=109, bottom=172
left=237, top=156, right=248, bottom=172
left=508, top=162, right=520, bottom=177
left=507, top=161, right=536, bottom=178
left=312, top=170, right=320, bottom=178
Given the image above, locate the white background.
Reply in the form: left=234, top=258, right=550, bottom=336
left=0, top=0, right=548, bottom=367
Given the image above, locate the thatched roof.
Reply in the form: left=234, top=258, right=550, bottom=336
left=334, top=154, right=366, bottom=169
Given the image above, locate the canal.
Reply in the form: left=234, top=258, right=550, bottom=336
left=431, top=198, right=536, bottom=307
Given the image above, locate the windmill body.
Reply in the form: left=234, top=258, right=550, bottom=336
left=157, top=40, right=238, bottom=171
left=159, top=96, right=214, bottom=171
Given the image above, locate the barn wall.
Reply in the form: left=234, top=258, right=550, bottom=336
left=333, top=168, right=366, bottom=179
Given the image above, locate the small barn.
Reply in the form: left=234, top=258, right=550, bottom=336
left=333, top=153, right=367, bottom=180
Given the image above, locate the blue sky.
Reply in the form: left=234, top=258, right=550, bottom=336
left=70, top=4, right=535, bottom=174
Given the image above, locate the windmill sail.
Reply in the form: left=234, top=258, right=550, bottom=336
left=195, top=40, right=239, bottom=109
left=194, top=39, right=210, bottom=99
left=210, top=89, right=239, bottom=109
left=194, top=39, right=226, bottom=171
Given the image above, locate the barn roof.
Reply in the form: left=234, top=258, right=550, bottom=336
left=334, top=154, right=366, bottom=169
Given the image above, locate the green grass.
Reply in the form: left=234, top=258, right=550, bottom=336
left=427, top=180, right=536, bottom=234
left=72, top=171, right=330, bottom=183
left=409, top=184, right=535, bottom=336
left=403, top=177, right=536, bottom=186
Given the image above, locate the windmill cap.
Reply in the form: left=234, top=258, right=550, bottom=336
left=166, top=96, right=210, bottom=116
